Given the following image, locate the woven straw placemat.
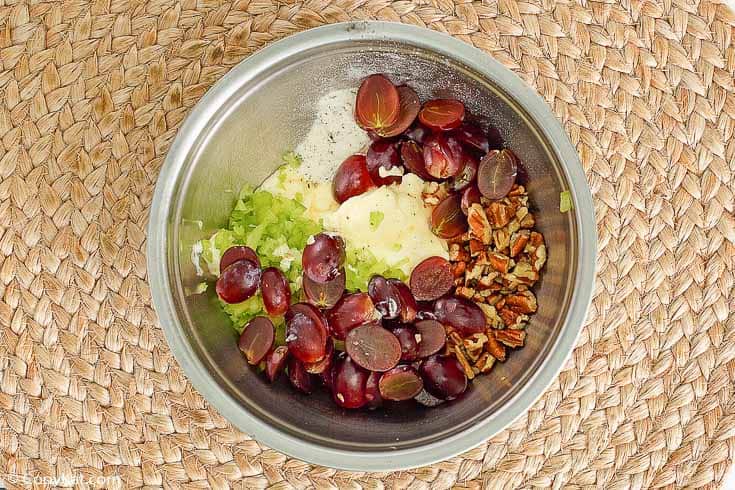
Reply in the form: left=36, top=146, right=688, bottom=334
left=1, top=0, right=734, bottom=488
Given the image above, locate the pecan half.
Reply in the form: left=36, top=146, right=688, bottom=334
left=487, top=202, right=514, bottom=229
left=488, top=252, right=511, bottom=273
left=505, top=290, right=537, bottom=314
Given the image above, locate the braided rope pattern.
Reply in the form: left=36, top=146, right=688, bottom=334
left=1, top=0, right=734, bottom=488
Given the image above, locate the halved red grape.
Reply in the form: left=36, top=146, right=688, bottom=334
left=265, top=346, right=289, bottom=382
left=410, top=256, right=454, bottom=301
left=419, top=99, right=465, bottom=131
left=431, top=194, right=468, bottom=239
left=477, top=149, right=518, bottom=200
left=450, top=122, right=490, bottom=154
left=391, top=326, right=419, bottom=361
left=260, top=267, right=291, bottom=316
left=302, top=233, right=345, bottom=284
left=326, top=293, right=379, bottom=340
left=461, top=185, right=482, bottom=215
left=419, top=356, right=467, bottom=400
left=433, top=296, right=486, bottom=335
left=376, top=85, right=421, bottom=138
left=450, top=156, right=478, bottom=192
left=404, top=123, right=431, bottom=144
left=220, top=246, right=260, bottom=273
left=365, top=371, right=383, bottom=409
left=345, top=323, right=401, bottom=372
left=333, top=355, right=369, bottom=409
left=415, top=319, right=446, bottom=358
left=400, top=140, right=433, bottom=180
left=355, top=74, right=400, bottom=131
left=303, top=269, right=345, bottom=309
left=288, top=357, right=314, bottom=394
left=333, top=154, right=376, bottom=204
left=285, top=303, right=329, bottom=363
left=388, top=279, right=418, bottom=323
left=304, top=338, right=334, bottom=374
left=215, top=259, right=261, bottom=304
left=238, top=316, right=275, bottom=365
left=366, top=140, right=402, bottom=186
left=379, top=365, right=424, bottom=401
left=424, top=134, right=463, bottom=179
left=368, top=275, right=400, bottom=320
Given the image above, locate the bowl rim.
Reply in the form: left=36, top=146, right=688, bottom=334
left=147, top=21, right=597, bottom=471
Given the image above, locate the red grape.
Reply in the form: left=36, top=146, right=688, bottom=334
left=265, top=346, right=289, bottom=382
left=410, top=256, right=454, bottom=301
left=326, top=293, right=379, bottom=340
left=487, top=125, right=504, bottom=150
left=238, top=316, right=275, bottom=365
left=355, top=74, right=400, bottom=131
left=415, top=319, right=446, bottom=358
left=302, top=233, right=345, bottom=284
left=333, top=154, right=376, bottom=203
left=220, top=245, right=260, bottom=273
left=304, top=338, right=334, bottom=374
left=450, top=123, right=490, bottom=154
left=461, top=185, right=482, bottom=215
left=260, top=267, right=291, bottom=316
left=376, top=85, right=421, bottom=138
left=400, top=140, right=433, bottom=180
left=345, top=323, right=401, bottom=372
left=477, top=149, right=518, bottom=200
left=365, top=371, right=383, bottom=409
left=215, top=259, right=261, bottom=304
left=379, top=365, right=424, bottom=401
left=319, top=355, right=336, bottom=390
left=450, top=156, right=478, bottom=192
left=391, top=326, right=420, bottom=361
left=366, top=140, right=402, bottom=186
left=368, top=275, right=400, bottom=320
left=303, top=269, right=345, bottom=309
left=333, top=356, right=369, bottom=409
left=288, top=357, right=314, bottom=394
left=419, top=356, right=467, bottom=400
left=431, top=194, right=468, bottom=239
left=285, top=303, right=329, bottom=363
left=388, top=279, right=418, bottom=323
left=424, top=134, right=463, bottom=179
left=433, top=296, right=486, bottom=335
left=419, top=99, right=465, bottom=131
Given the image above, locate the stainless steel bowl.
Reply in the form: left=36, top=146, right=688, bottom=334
left=148, top=21, right=596, bottom=471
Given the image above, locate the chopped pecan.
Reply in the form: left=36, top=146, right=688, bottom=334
left=515, top=206, right=529, bottom=222
left=487, top=202, right=514, bottom=228
left=449, top=243, right=470, bottom=262
left=532, top=244, right=547, bottom=271
left=509, top=231, right=530, bottom=257
left=477, top=303, right=503, bottom=329
left=505, top=290, right=537, bottom=314
left=477, top=273, right=500, bottom=290
left=507, top=184, right=525, bottom=197
left=452, top=261, right=466, bottom=278
left=493, top=228, right=511, bottom=251
left=475, top=352, right=496, bottom=373
left=465, top=262, right=484, bottom=283
left=463, top=333, right=488, bottom=360
left=422, top=181, right=448, bottom=206
left=485, top=333, right=507, bottom=361
left=456, top=286, right=475, bottom=300
left=469, top=239, right=485, bottom=255
left=488, top=252, right=511, bottom=273
left=519, top=212, right=535, bottom=229
left=528, top=231, right=544, bottom=249
left=499, top=307, right=529, bottom=329
left=468, top=203, right=492, bottom=244
left=495, top=329, right=526, bottom=348
left=454, top=345, right=475, bottom=379
left=504, top=262, right=538, bottom=287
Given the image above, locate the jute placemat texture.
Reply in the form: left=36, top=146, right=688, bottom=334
left=1, top=0, right=734, bottom=488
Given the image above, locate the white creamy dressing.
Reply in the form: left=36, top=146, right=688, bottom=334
left=260, top=89, right=448, bottom=275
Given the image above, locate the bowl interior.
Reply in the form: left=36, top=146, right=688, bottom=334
left=169, top=39, right=577, bottom=451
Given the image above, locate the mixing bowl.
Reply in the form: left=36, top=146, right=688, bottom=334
left=147, top=21, right=596, bottom=470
